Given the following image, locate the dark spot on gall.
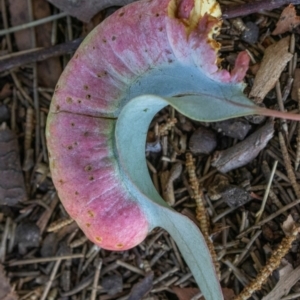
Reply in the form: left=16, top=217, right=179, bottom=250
left=75, top=191, right=79, bottom=195
left=85, top=165, right=92, bottom=172
left=66, top=97, right=72, bottom=103
left=88, top=210, right=95, bottom=218
left=84, top=132, right=89, bottom=137
left=75, top=54, right=79, bottom=59
left=119, top=12, right=124, bottom=16
left=56, top=105, right=60, bottom=111
left=86, top=94, right=91, bottom=100
left=83, top=85, right=89, bottom=90
left=116, top=243, right=124, bottom=248
left=155, top=13, right=159, bottom=17
left=159, top=27, right=163, bottom=32
left=67, top=145, right=73, bottom=150
left=89, top=176, right=94, bottom=181
left=112, top=36, right=116, bottom=41
left=168, top=59, right=173, bottom=63
left=86, top=223, right=91, bottom=227
left=95, top=236, right=102, bottom=242
left=71, top=122, right=75, bottom=127
left=78, top=100, right=82, bottom=104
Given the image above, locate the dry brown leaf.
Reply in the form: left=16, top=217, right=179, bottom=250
left=0, top=264, right=18, bottom=300
left=249, top=37, right=293, bottom=102
left=8, top=0, right=62, bottom=87
left=282, top=214, right=295, bottom=236
left=47, top=0, right=137, bottom=22
left=291, top=68, right=300, bottom=100
left=272, top=4, right=300, bottom=35
left=0, top=123, right=26, bottom=206
left=172, top=287, right=200, bottom=300
left=222, top=287, right=236, bottom=300
left=172, top=287, right=235, bottom=300
left=0, top=83, right=12, bottom=100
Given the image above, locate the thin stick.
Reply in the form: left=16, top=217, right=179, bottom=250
left=276, top=81, right=288, bottom=135
left=91, top=259, right=102, bottom=300
left=0, top=12, right=68, bottom=36
left=0, top=38, right=83, bottom=72
left=295, top=88, right=300, bottom=170
left=40, top=259, right=62, bottom=300
left=237, top=199, right=300, bottom=238
left=255, top=160, right=278, bottom=224
left=116, top=260, right=145, bottom=276
left=222, top=0, right=300, bottom=19
left=1, top=0, right=12, bottom=51
left=8, top=254, right=84, bottom=266
left=279, top=132, right=300, bottom=199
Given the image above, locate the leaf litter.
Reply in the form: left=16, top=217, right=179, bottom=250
left=2, top=0, right=300, bottom=299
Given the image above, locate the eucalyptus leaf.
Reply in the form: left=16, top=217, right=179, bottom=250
left=115, top=92, right=258, bottom=300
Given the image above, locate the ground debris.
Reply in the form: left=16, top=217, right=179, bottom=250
left=272, top=4, right=300, bottom=35
left=101, top=274, right=123, bottom=296
left=189, top=126, right=217, bottom=155
left=8, top=0, right=62, bottom=87
left=128, top=271, right=154, bottom=300
left=249, top=37, right=293, bottom=102
left=211, top=118, right=252, bottom=140
left=0, top=264, right=18, bottom=300
left=47, top=0, right=137, bottom=22
left=211, top=120, right=274, bottom=173
left=0, top=123, right=26, bottom=206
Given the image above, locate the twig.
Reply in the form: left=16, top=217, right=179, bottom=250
left=276, top=81, right=288, bottom=136
left=40, top=259, right=62, bottom=300
left=222, top=0, right=300, bottom=19
left=0, top=38, right=83, bottom=72
left=295, top=88, right=300, bottom=170
left=116, top=260, right=145, bottom=276
left=91, top=259, right=102, bottom=300
left=8, top=254, right=84, bottom=266
left=0, top=12, right=68, bottom=36
left=255, top=160, right=278, bottom=224
left=278, top=132, right=300, bottom=199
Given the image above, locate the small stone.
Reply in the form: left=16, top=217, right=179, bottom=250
left=0, top=105, right=10, bottom=123
left=241, top=22, right=259, bottom=44
left=189, top=126, right=217, bottom=155
left=15, top=221, right=40, bottom=254
left=41, top=233, right=58, bottom=257
left=211, top=118, right=251, bottom=140
left=101, top=274, right=123, bottom=295
left=218, top=185, right=251, bottom=208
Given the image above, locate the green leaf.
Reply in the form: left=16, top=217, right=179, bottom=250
left=115, top=90, right=260, bottom=300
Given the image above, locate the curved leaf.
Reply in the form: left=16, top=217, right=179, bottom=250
left=115, top=91, right=259, bottom=300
